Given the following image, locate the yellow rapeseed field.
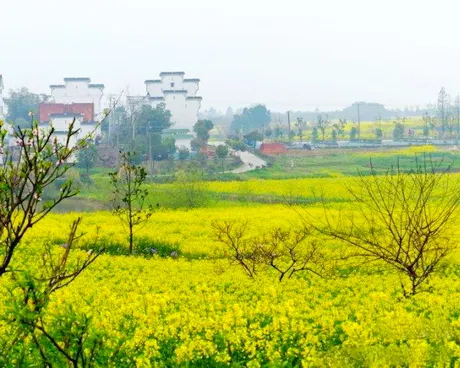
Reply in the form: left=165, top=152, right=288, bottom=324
left=2, top=203, right=460, bottom=366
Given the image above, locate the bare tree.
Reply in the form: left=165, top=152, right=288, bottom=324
left=317, top=114, right=329, bottom=141
left=3, top=217, right=103, bottom=367
left=0, top=117, right=85, bottom=278
left=437, top=87, right=451, bottom=139
left=301, top=156, right=460, bottom=296
left=454, top=95, right=460, bottom=143
left=110, top=151, right=153, bottom=254
left=212, top=221, right=325, bottom=281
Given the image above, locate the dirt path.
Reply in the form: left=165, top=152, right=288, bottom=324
left=230, top=151, right=267, bottom=173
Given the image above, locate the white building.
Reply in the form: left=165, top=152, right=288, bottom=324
left=50, top=77, right=105, bottom=118
left=48, top=77, right=105, bottom=139
left=145, top=72, right=202, bottom=131
left=0, top=74, right=4, bottom=120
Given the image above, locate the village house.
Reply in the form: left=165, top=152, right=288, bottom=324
left=145, top=72, right=202, bottom=132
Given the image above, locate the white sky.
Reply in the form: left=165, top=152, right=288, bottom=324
left=1, top=0, right=460, bottom=111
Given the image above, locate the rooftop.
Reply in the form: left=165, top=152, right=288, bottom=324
left=145, top=79, right=162, bottom=84
left=49, top=113, right=84, bottom=118
left=163, top=89, right=188, bottom=94
left=64, top=77, right=91, bottom=83
left=159, top=71, right=185, bottom=76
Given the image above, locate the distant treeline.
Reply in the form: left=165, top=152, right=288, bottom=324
left=201, top=102, right=436, bottom=125
left=275, top=102, right=435, bottom=122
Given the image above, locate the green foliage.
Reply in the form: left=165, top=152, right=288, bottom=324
left=331, top=129, right=338, bottom=142
left=393, top=122, right=405, bottom=140
left=312, top=127, right=319, bottom=143
left=76, top=142, right=97, bottom=174
left=230, top=105, right=271, bottom=134
left=136, top=103, right=172, bottom=135
left=167, top=170, right=212, bottom=209
left=193, top=119, right=214, bottom=144
left=350, top=127, right=359, bottom=141
left=216, top=145, right=229, bottom=173
left=376, top=128, right=383, bottom=139
left=244, top=130, right=264, bottom=148
left=109, top=152, right=153, bottom=254
left=4, top=87, right=48, bottom=123
left=226, top=138, right=247, bottom=152
left=178, top=146, right=190, bottom=161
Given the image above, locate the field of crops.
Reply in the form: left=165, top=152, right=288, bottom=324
left=3, top=194, right=460, bottom=366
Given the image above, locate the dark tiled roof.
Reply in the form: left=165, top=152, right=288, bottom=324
left=163, top=89, right=188, bottom=94
left=159, top=72, right=185, bottom=76
left=50, top=84, right=65, bottom=88
left=184, top=78, right=200, bottom=83
left=145, top=79, right=162, bottom=84
left=64, top=77, right=91, bottom=82
left=149, top=97, right=165, bottom=101
left=49, top=113, right=83, bottom=118
left=89, top=84, right=105, bottom=88
left=186, top=96, right=203, bottom=100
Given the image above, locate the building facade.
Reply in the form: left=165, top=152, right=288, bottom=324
left=145, top=72, right=202, bottom=131
left=50, top=77, right=105, bottom=118
left=46, top=77, right=105, bottom=140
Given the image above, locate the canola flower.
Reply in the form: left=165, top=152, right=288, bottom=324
left=1, top=204, right=460, bottom=366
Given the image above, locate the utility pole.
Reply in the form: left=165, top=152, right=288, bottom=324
left=148, top=126, right=153, bottom=177
left=357, top=102, right=361, bottom=141
left=287, top=111, right=291, bottom=146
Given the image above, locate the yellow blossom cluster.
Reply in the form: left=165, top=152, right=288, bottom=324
left=1, top=206, right=460, bottom=366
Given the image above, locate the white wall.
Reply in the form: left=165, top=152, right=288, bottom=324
left=145, top=73, right=201, bottom=131
left=51, top=79, right=104, bottom=116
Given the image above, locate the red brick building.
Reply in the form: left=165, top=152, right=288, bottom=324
left=39, top=103, right=94, bottom=123
left=259, top=143, right=287, bottom=155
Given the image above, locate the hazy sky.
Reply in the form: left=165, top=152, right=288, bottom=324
left=2, top=0, right=460, bottom=112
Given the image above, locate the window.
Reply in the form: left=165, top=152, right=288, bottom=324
left=170, top=82, right=175, bottom=88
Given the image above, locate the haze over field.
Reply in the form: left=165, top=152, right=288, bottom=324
left=2, top=0, right=460, bottom=111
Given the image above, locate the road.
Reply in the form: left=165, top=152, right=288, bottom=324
left=230, top=151, right=267, bottom=174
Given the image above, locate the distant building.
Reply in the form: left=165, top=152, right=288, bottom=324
left=50, top=77, right=104, bottom=117
left=42, top=77, right=105, bottom=144
left=145, top=72, right=202, bottom=131
left=0, top=74, right=4, bottom=120
left=259, top=143, right=287, bottom=155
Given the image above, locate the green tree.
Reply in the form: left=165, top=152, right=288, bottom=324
left=76, top=142, right=97, bottom=174
left=193, top=119, right=214, bottom=145
left=230, top=105, right=271, bottom=134
left=109, top=152, right=153, bottom=254
left=216, top=145, right=229, bottom=172
left=136, top=103, right=172, bottom=135
left=350, top=126, right=359, bottom=141
left=393, top=122, right=405, bottom=140
left=244, top=130, right=263, bottom=148
left=331, top=129, right=337, bottom=142
left=178, top=146, right=190, bottom=161
left=317, top=115, right=328, bottom=141
left=5, top=87, right=48, bottom=124
left=311, top=127, right=319, bottom=143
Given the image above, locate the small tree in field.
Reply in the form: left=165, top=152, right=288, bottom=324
left=215, top=144, right=228, bottom=173
left=212, top=220, right=325, bottom=281
left=76, top=142, right=97, bottom=174
left=0, top=117, right=84, bottom=278
left=109, top=151, right=153, bottom=254
left=303, top=156, right=460, bottom=296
